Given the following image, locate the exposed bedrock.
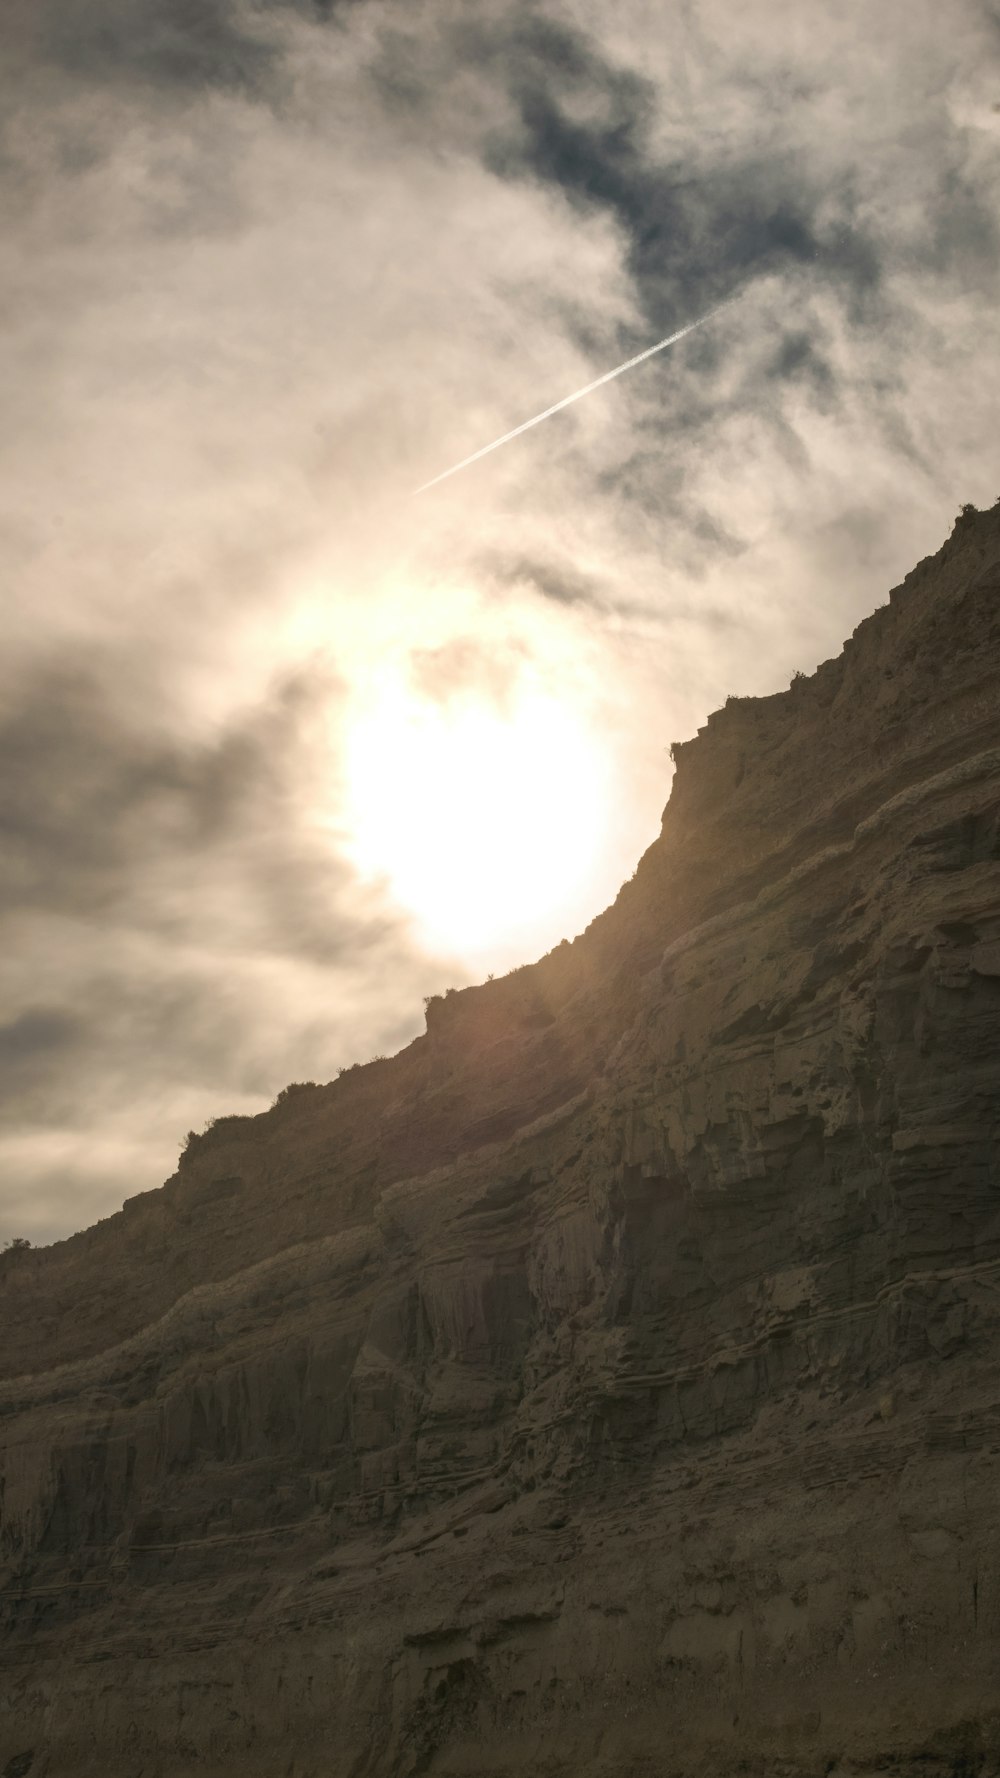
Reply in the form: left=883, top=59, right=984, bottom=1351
left=3, top=507, right=1000, bottom=1777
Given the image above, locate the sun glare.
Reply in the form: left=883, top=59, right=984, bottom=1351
left=341, top=669, right=611, bottom=971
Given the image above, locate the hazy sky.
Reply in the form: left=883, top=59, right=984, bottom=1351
left=3, top=0, right=999, bottom=1244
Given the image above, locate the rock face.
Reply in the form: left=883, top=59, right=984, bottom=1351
left=3, top=507, right=1000, bottom=1778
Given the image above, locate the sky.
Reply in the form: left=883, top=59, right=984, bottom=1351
left=2, top=0, right=999, bottom=1245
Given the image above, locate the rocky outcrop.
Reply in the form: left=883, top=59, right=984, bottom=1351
left=3, top=506, right=1000, bottom=1778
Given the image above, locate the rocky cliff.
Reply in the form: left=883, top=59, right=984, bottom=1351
left=3, top=506, right=1000, bottom=1778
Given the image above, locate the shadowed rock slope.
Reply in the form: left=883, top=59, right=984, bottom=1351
left=3, top=506, right=1000, bottom=1778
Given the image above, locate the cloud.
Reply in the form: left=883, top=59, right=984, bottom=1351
left=488, top=555, right=609, bottom=609
left=374, top=8, right=871, bottom=330
left=0, top=656, right=332, bottom=916
left=6, top=0, right=306, bottom=96
left=0, top=1010, right=83, bottom=1103
left=0, top=648, right=444, bottom=1235
left=409, top=635, right=530, bottom=706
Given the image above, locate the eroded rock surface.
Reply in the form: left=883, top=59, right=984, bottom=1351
left=3, top=507, right=1000, bottom=1777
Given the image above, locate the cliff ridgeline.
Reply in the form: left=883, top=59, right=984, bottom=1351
left=3, top=506, right=1000, bottom=1777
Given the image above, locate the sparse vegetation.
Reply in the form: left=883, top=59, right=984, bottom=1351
left=180, top=1122, right=216, bottom=1160
left=2, top=1237, right=31, bottom=1252
left=180, top=1111, right=249, bottom=1160
left=271, top=1081, right=318, bottom=1108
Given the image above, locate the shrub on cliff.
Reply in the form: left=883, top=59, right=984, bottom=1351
left=271, top=1081, right=318, bottom=1108
left=0, top=1237, right=32, bottom=1268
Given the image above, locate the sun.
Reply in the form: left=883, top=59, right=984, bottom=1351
left=340, top=666, right=612, bottom=971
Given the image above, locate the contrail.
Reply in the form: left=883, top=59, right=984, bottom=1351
left=413, top=291, right=741, bottom=496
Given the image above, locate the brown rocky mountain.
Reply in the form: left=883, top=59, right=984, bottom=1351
left=3, top=505, right=1000, bottom=1778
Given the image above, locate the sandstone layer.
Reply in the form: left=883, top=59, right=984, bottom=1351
left=3, top=507, right=1000, bottom=1778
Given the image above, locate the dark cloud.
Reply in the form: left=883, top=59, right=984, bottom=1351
left=8, top=0, right=276, bottom=94
left=485, top=550, right=746, bottom=621
left=921, top=165, right=1000, bottom=290
left=0, top=659, right=316, bottom=917
left=376, top=2, right=997, bottom=371
left=0, top=641, right=436, bottom=1231
left=484, top=553, right=630, bottom=613
left=0, top=971, right=305, bottom=1129
left=767, top=329, right=836, bottom=402
left=0, top=652, right=408, bottom=973
left=0, top=1010, right=82, bottom=1096
left=449, top=15, right=871, bottom=324
left=502, top=559, right=604, bottom=608
left=357, top=3, right=913, bottom=554
left=5, top=0, right=364, bottom=106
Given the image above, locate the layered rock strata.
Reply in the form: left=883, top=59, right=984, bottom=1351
left=3, top=507, right=1000, bottom=1778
